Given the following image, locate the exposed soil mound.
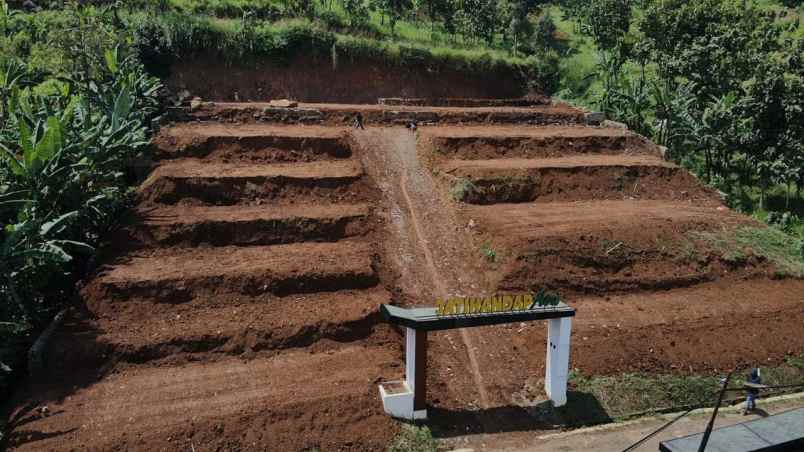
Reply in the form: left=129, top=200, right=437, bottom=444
left=84, top=288, right=393, bottom=366
left=83, top=241, right=380, bottom=304
left=442, top=158, right=715, bottom=204
left=167, top=54, right=529, bottom=102
left=378, top=97, right=550, bottom=107
left=6, top=345, right=400, bottom=451
left=129, top=203, right=371, bottom=248
left=153, top=124, right=353, bottom=162
left=7, top=124, right=403, bottom=452
left=462, top=199, right=765, bottom=296
left=138, top=159, right=374, bottom=206
left=422, top=126, right=655, bottom=159
left=9, top=106, right=804, bottom=452
left=174, top=102, right=586, bottom=126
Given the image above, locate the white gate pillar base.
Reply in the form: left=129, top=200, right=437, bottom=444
left=379, top=327, right=427, bottom=420
left=545, top=317, right=572, bottom=407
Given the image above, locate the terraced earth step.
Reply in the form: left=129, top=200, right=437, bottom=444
left=134, top=203, right=372, bottom=246
left=85, top=241, right=379, bottom=304
left=153, top=124, right=352, bottom=161
left=139, top=159, right=370, bottom=205
left=464, top=200, right=765, bottom=295
left=87, top=288, right=391, bottom=364
left=464, top=200, right=747, bottom=239
left=143, top=159, right=363, bottom=181
left=423, top=125, right=651, bottom=159
left=456, top=279, right=804, bottom=400
left=439, top=155, right=675, bottom=174
left=443, top=157, right=713, bottom=204
left=8, top=345, right=398, bottom=451
left=177, top=102, right=585, bottom=125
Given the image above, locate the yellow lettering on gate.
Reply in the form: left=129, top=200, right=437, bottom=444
left=523, top=293, right=535, bottom=309
left=481, top=297, right=493, bottom=313
left=436, top=299, right=445, bottom=316
left=512, top=295, right=525, bottom=311
left=492, top=296, right=502, bottom=312
left=469, top=297, right=482, bottom=314
left=501, top=295, right=513, bottom=311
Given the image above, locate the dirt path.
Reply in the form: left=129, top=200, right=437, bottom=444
left=353, top=128, right=494, bottom=409
left=397, top=132, right=490, bottom=409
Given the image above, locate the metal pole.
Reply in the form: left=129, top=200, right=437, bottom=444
left=697, top=370, right=734, bottom=452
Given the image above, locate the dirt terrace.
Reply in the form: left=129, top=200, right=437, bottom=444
left=171, top=101, right=586, bottom=125
left=414, top=125, right=804, bottom=410
left=5, top=124, right=403, bottom=451
left=6, top=111, right=804, bottom=451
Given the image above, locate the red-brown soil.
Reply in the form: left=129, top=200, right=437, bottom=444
left=85, top=241, right=380, bottom=304
left=131, top=203, right=371, bottom=247
left=87, top=288, right=393, bottom=365
left=139, top=159, right=373, bottom=206
left=6, top=345, right=400, bottom=451
left=6, top=124, right=404, bottom=451
left=378, top=97, right=550, bottom=107
left=6, top=108, right=804, bottom=451
left=152, top=124, right=353, bottom=162
left=459, top=200, right=766, bottom=295
left=421, top=125, right=654, bottom=159
left=437, top=156, right=715, bottom=204
left=175, top=101, right=586, bottom=126
left=166, top=54, right=530, bottom=103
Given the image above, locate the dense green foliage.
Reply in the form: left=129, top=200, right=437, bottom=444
left=126, top=11, right=551, bottom=89
left=557, top=0, right=804, bottom=238
left=0, top=1, right=161, bottom=398
left=0, top=0, right=801, bottom=411
left=10, top=0, right=564, bottom=91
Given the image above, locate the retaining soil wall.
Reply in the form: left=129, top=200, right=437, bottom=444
left=164, top=54, right=529, bottom=103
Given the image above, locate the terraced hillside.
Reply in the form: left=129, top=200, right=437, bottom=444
left=6, top=125, right=402, bottom=451
left=6, top=101, right=804, bottom=450
left=419, top=125, right=804, bottom=409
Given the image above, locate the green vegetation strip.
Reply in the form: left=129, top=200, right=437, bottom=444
left=570, top=356, right=804, bottom=420
left=388, top=425, right=438, bottom=452
left=690, top=227, right=804, bottom=277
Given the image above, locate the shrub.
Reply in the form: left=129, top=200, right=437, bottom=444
left=0, top=0, right=161, bottom=401
left=449, top=177, right=477, bottom=202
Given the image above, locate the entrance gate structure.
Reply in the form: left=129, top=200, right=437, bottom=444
left=378, top=296, right=575, bottom=420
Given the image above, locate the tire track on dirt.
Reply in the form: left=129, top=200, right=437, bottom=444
left=391, top=130, right=491, bottom=409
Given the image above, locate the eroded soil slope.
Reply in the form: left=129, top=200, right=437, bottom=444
left=416, top=125, right=804, bottom=412
left=6, top=103, right=803, bottom=449
left=6, top=125, right=404, bottom=451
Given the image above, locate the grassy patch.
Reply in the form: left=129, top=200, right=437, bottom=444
left=481, top=243, right=497, bottom=263
left=787, top=355, right=804, bottom=370
left=689, top=226, right=804, bottom=277
left=449, top=178, right=477, bottom=202
left=571, top=362, right=804, bottom=420
left=570, top=372, right=719, bottom=418
left=387, top=424, right=437, bottom=452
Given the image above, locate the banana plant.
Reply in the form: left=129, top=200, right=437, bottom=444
left=1, top=212, right=93, bottom=324
left=0, top=59, right=27, bottom=126
left=0, top=0, right=18, bottom=36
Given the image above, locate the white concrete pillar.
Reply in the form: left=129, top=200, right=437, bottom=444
left=405, top=327, right=416, bottom=391
left=545, top=317, right=572, bottom=407
left=404, top=327, right=427, bottom=419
